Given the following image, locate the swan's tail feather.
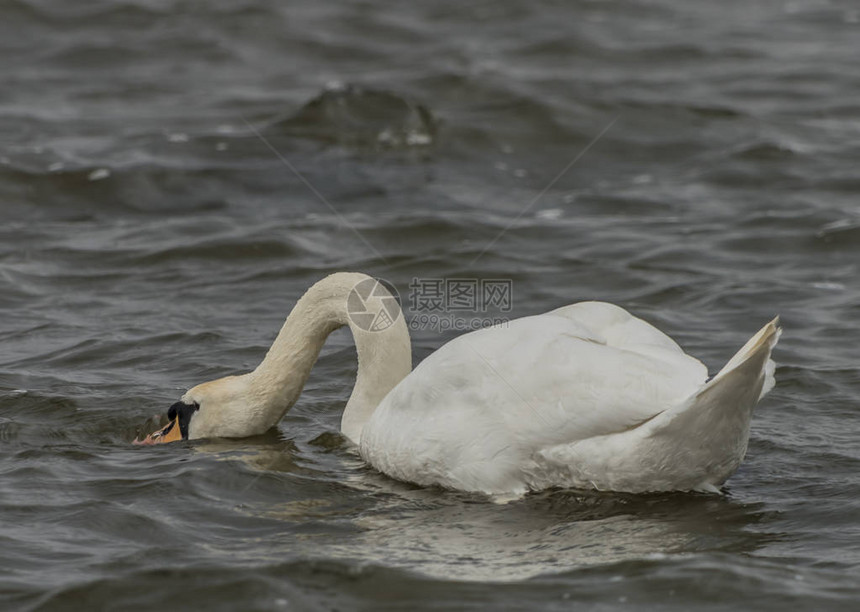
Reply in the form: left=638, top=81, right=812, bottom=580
left=716, top=316, right=780, bottom=372
left=690, top=316, right=781, bottom=416
left=643, top=317, right=781, bottom=489
left=710, top=316, right=781, bottom=400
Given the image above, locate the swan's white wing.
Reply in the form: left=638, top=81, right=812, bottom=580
left=437, top=302, right=707, bottom=441
left=548, top=301, right=707, bottom=380
left=361, top=302, right=709, bottom=493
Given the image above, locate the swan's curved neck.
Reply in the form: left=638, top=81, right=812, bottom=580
left=249, top=272, right=412, bottom=445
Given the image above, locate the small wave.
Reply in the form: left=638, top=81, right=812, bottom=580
left=272, top=83, right=437, bottom=149
left=732, top=140, right=805, bottom=161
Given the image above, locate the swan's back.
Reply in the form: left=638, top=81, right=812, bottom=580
left=360, top=302, right=715, bottom=494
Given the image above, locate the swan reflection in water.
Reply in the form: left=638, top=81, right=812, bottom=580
left=192, top=433, right=778, bottom=583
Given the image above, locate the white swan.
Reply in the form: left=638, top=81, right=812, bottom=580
left=138, top=272, right=780, bottom=496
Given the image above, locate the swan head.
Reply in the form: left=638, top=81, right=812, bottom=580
left=135, top=374, right=269, bottom=444
left=134, top=399, right=199, bottom=444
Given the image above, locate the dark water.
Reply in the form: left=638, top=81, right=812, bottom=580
left=2, top=0, right=859, bottom=609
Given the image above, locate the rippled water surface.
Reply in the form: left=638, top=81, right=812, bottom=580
left=2, top=0, right=859, bottom=610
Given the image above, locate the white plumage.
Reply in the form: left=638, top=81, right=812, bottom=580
left=162, top=273, right=779, bottom=497
left=361, top=301, right=779, bottom=495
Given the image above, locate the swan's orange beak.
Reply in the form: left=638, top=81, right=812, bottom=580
left=133, top=416, right=183, bottom=445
